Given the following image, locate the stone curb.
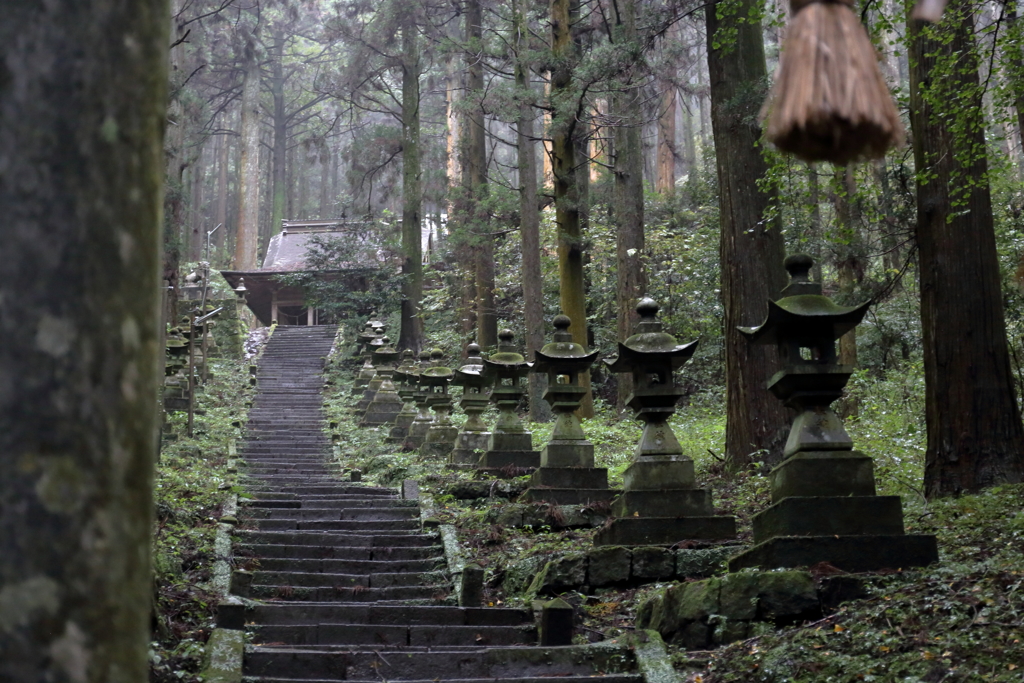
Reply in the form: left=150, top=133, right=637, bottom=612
left=203, top=438, right=244, bottom=683
left=632, top=630, right=681, bottom=683
left=420, top=488, right=468, bottom=605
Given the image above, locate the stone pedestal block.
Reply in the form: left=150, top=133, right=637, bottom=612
left=752, top=496, right=905, bottom=543
left=519, top=486, right=621, bottom=506
left=728, top=534, right=939, bottom=573
left=405, top=418, right=432, bottom=449
left=360, top=391, right=403, bottom=427
left=450, top=431, right=491, bottom=465
left=541, top=441, right=595, bottom=468
left=530, top=467, right=608, bottom=489
left=479, top=431, right=539, bottom=468
left=593, top=517, right=738, bottom=547
left=421, top=425, right=458, bottom=459
left=622, top=456, right=696, bottom=490
left=770, top=450, right=876, bottom=501
left=386, top=412, right=415, bottom=443
left=610, top=489, right=713, bottom=519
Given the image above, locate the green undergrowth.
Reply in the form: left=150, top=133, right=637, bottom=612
left=691, top=484, right=1024, bottom=683
left=151, top=357, right=251, bottom=683
left=326, top=345, right=1024, bottom=678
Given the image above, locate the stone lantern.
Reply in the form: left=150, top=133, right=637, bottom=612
left=479, top=330, right=539, bottom=470
left=406, top=350, right=437, bottom=449
left=419, top=349, right=458, bottom=459
left=595, top=298, right=736, bottom=546
left=354, top=331, right=388, bottom=408
left=352, top=322, right=384, bottom=392
left=450, top=343, right=492, bottom=466
left=521, top=315, right=614, bottom=505
left=387, top=350, right=419, bottom=443
left=361, top=338, right=403, bottom=427
left=729, top=255, right=938, bottom=572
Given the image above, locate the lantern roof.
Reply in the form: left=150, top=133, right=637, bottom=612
left=483, top=329, right=532, bottom=379
left=533, top=315, right=599, bottom=372
left=739, top=254, right=870, bottom=345
left=454, top=343, right=488, bottom=386
left=606, top=298, right=698, bottom=372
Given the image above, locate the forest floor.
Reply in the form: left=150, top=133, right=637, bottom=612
left=152, top=343, right=1023, bottom=682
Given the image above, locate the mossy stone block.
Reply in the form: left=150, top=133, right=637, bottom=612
left=675, top=577, right=721, bottom=622
left=756, top=570, right=820, bottom=624
left=675, top=546, right=738, bottom=578
left=631, top=547, right=675, bottom=580
left=587, top=546, right=631, bottom=587
left=718, top=572, right=761, bottom=620
left=528, top=553, right=587, bottom=595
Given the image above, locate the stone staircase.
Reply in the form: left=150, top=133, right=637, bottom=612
left=228, top=325, right=647, bottom=683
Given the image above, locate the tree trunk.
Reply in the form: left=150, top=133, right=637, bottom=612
left=656, top=82, right=676, bottom=194
left=270, top=28, right=287, bottom=243
left=551, top=0, right=593, bottom=416
left=188, top=146, right=205, bottom=261
left=215, top=132, right=229, bottom=258
left=611, top=0, right=648, bottom=413
left=0, top=0, right=166, bottom=678
left=235, top=41, right=261, bottom=271
left=515, top=0, right=551, bottom=421
left=465, top=0, right=498, bottom=350
left=706, top=0, right=789, bottom=470
left=319, top=148, right=330, bottom=218
left=908, top=1, right=1024, bottom=496
left=398, top=12, right=424, bottom=353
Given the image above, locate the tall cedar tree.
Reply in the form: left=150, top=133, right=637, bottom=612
left=551, top=0, right=594, bottom=416
left=611, top=0, right=648, bottom=412
left=399, top=7, right=425, bottom=353
left=236, top=37, right=261, bottom=270
left=705, top=0, right=789, bottom=470
left=0, top=0, right=167, bottom=677
left=908, top=1, right=1024, bottom=495
left=465, top=0, right=498, bottom=350
left=515, top=0, right=552, bottom=420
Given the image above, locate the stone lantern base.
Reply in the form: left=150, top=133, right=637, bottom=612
left=450, top=431, right=492, bottom=466
left=421, top=424, right=459, bottom=459
left=478, top=431, right=540, bottom=469
left=385, top=409, right=416, bottom=443
left=594, top=456, right=736, bottom=547
left=520, top=446, right=618, bottom=506
left=404, top=416, right=432, bottom=449
left=728, top=449, right=938, bottom=572
left=360, top=389, right=403, bottom=427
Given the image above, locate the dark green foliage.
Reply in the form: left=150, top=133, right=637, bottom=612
left=276, top=231, right=406, bottom=324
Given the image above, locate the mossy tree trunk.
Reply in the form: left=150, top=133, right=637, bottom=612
left=705, top=0, right=789, bottom=470
left=611, top=0, right=648, bottom=413
left=551, top=0, right=593, bottom=416
left=908, top=1, right=1024, bottom=496
left=515, top=0, right=551, bottom=421
left=235, top=38, right=261, bottom=271
left=465, top=0, right=498, bottom=351
left=0, top=0, right=167, bottom=679
left=270, top=27, right=287, bottom=247
left=399, top=11, right=424, bottom=353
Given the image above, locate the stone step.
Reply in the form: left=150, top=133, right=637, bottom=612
left=249, top=623, right=535, bottom=648
left=235, top=530, right=440, bottom=548
left=242, top=499, right=414, bottom=510
left=250, top=569, right=447, bottom=589
left=253, top=557, right=443, bottom=575
left=247, top=584, right=444, bottom=602
left=244, top=645, right=638, bottom=681
left=245, top=489, right=395, bottom=500
left=243, top=604, right=532, bottom=627
left=244, top=676, right=641, bottom=683
left=237, top=543, right=443, bottom=562
left=251, top=507, right=419, bottom=520
left=251, top=520, right=422, bottom=533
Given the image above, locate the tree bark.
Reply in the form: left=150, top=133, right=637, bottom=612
left=235, top=40, right=261, bottom=270
left=0, top=0, right=166, bottom=679
left=551, top=0, right=593, bottom=416
left=270, top=27, right=287, bottom=243
left=656, top=82, right=676, bottom=195
left=611, top=0, right=648, bottom=413
left=908, top=1, right=1024, bottom=496
left=706, top=0, right=789, bottom=470
left=215, top=131, right=229, bottom=258
left=398, top=11, right=424, bottom=353
left=465, top=0, right=498, bottom=350
left=515, top=0, right=551, bottom=421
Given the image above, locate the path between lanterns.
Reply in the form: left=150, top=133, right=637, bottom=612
left=229, top=325, right=648, bottom=683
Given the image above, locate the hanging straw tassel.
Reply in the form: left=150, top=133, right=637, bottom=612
left=762, top=0, right=904, bottom=165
